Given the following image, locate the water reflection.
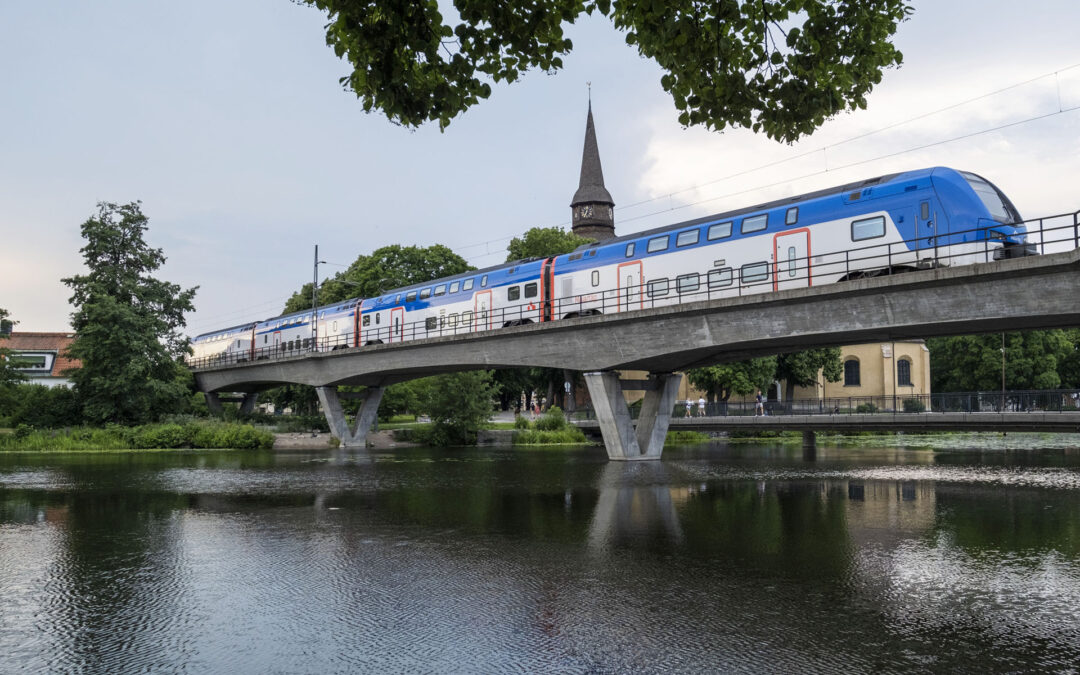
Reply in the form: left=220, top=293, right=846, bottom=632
left=0, top=445, right=1079, bottom=672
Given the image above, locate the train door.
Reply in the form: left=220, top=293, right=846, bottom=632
left=917, top=200, right=937, bottom=260
left=773, top=229, right=811, bottom=291
left=540, top=257, right=556, bottom=322
left=474, top=290, right=492, bottom=330
left=617, top=261, right=643, bottom=312
left=390, top=307, right=404, bottom=342
left=273, top=330, right=282, bottom=355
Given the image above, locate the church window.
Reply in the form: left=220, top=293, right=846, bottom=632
left=844, top=359, right=861, bottom=386
left=898, top=358, right=913, bottom=386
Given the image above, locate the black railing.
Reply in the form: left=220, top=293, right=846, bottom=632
left=572, top=390, right=1080, bottom=421
left=188, top=210, right=1080, bottom=371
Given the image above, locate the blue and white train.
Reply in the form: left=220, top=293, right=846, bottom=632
left=189, top=166, right=1032, bottom=366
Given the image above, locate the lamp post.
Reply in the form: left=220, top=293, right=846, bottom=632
left=1001, top=333, right=1006, bottom=412
left=312, top=245, right=327, bottom=349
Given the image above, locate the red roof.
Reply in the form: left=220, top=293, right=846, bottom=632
left=3, top=332, right=82, bottom=377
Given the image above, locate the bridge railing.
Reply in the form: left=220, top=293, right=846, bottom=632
left=573, top=389, right=1080, bottom=421
left=187, top=209, right=1080, bottom=371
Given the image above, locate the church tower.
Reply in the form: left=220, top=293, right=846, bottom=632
left=570, top=101, right=615, bottom=241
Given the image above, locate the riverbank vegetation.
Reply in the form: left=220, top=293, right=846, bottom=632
left=0, top=420, right=274, bottom=452
left=513, top=407, right=587, bottom=445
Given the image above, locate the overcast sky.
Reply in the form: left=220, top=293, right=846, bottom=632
left=2, top=1, right=1078, bottom=335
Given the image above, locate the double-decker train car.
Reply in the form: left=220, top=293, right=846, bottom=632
left=189, top=166, right=1031, bottom=365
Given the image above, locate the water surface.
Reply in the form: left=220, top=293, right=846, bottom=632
left=1, top=441, right=1079, bottom=673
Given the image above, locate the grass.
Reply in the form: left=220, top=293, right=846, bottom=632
left=664, top=431, right=713, bottom=445
left=0, top=421, right=275, bottom=453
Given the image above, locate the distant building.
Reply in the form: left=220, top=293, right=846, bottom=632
left=2, top=332, right=81, bottom=387
left=569, top=101, right=616, bottom=241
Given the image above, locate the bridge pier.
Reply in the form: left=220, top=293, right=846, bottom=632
left=317, top=386, right=384, bottom=449
left=583, top=371, right=681, bottom=461
left=802, top=431, right=817, bottom=460
left=204, top=392, right=259, bottom=417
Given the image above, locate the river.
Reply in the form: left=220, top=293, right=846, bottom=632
left=1, top=439, right=1079, bottom=673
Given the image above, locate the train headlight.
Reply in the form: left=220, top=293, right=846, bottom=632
left=988, top=229, right=1007, bottom=241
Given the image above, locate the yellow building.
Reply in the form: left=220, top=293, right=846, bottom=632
left=791, top=340, right=931, bottom=403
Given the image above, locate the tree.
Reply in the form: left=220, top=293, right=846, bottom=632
left=300, top=0, right=912, bottom=142
left=0, top=308, right=27, bottom=388
left=775, top=347, right=842, bottom=403
left=62, top=202, right=198, bottom=425
left=506, top=226, right=591, bottom=261
left=928, top=331, right=1077, bottom=392
left=686, top=356, right=777, bottom=405
left=284, top=243, right=472, bottom=313
left=422, top=370, right=500, bottom=446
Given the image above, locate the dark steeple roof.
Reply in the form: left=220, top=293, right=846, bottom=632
left=571, top=102, right=614, bottom=207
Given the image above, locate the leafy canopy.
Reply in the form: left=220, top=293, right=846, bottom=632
left=422, top=370, right=500, bottom=446
left=505, top=226, right=592, bottom=262
left=0, top=308, right=27, bottom=388
left=301, top=0, right=912, bottom=142
left=928, top=331, right=1080, bottom=392
left=284, top=243, right=472, bottom=313
left=775, top=347, right=842, bottom=402
left=686, top=356, right=777, bottom=403
left=63, top=202, right=198, bottom=425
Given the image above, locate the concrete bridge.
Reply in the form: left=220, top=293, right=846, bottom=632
left=193, top=247, right=1080, bottom=459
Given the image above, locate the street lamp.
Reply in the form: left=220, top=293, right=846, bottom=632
left=312, top=245, right=327, bottom=346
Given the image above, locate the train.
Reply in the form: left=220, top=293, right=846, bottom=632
left=189, top=166, right=1033, bottom=366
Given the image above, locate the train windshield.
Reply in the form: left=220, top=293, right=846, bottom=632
left=961, top=172, right=1020, bottom=223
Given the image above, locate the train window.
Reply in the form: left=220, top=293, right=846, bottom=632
left=676, top=273, right=700, bottom=294
left=449, top=281, right=460, bottom=294
left=508, top=286, right=521, bottom=301
left=676, top=229, right=700, bottom=247
left=332, top=321, right=338, bottom=331
left=524, top=283, right=538, bottom=298
left=462, top=310, right=473, bottom=326
left=508, top=266, right=517, bottom=275
left=708, top=268, right=733, bottom=288
left=406, top=291, right=417, bottom=302
left=647, top=235, right=669, bottom=253
left=264, top=335, right=268, bottom=344
left=625, top=242, right=635, bottom=257
left=463, top=278, right=474, bottom=291
left=741, top=214, right=768, bottom=234
left=420, top=288, right=431, bottom=299
left=587, top=249, right=597, bottom=257
left=362, top=315, right=371, bottom=327
left=920, top=202, right=930, bottom=220
left=851, top=215, right=886, bottom=241
left=569, top=252, right=583, bottom=261
left=647, top=279, right=670, bottom=297
left=591, top=270, right=600, bottom=287
left=480, top=275, right=488, bottom=288
left=434, top=284, right=446, bottom=296
left=395, top=294, right=401, bottom=304
left=787, top=247, right=797, bottom=277
left=786, top=207, right=799, bottom=225
left=425, top=317, right=437, bottom=330
left=740, top=262, right=770, bottom=284
left=375, top=313, right=381, bottom=324
left=707, top=221, right=732, bottom=240
left=449, top=313, right=458, bottom=327
left=439, top=315, right=446, bottom=328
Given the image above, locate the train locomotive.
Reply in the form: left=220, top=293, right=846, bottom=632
left=189, top=166, right=1031, bottom=366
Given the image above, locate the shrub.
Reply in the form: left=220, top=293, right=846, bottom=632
left=513, top=415, right=530, bottom=430
left=534, top=406, right=567, bottom=431
left=903, top=398, right=926, bottom=413
left=512, top=427, right=587, bottom=445
left=855, top=402, right=879, bottom=414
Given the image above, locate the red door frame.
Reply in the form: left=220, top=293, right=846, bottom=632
left=773, top=228, right=812, bottom=292
left=616, top=261, right=644, bottom=312
left=390, top=307, right=404, bottom=342
left=540, top=257, right=556, bottom=322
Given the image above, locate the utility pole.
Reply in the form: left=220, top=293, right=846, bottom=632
left=312, top=245, right=319, bottom=347
left=1001, top=333, right=1006, bottom=412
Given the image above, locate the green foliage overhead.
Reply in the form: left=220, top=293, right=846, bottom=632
left=301, top=0, right=912, bottom=142
left=62, top=202, right=198, bottom=425
left=421, top=370, right=500, bottom=446
left=686, top=356, right=777, bottom=402
left=928, top=331, right=1080, bottom=392
left=284, top=243, right=472, bottom=313
left=0, top=307, right=27, bottom=388
left=505, top=227, right=592, bottom=262
left=775, top=347, right=842, bottom=402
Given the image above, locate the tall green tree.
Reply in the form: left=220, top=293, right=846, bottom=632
left=686, top=357, right=777, bottom=404
left=284, top=243, right=472, bottom=313
left=62, top=202, right=197, bottom=424
left=301, top=0, right=911, bottom=142
left=0, top=308, right=27, bottom=388
left=506, top=227, right=591, bottom=260
left=775, top=347, right=842, bottom=403
left=422, top=370, right=500, bottom=446
left=928, top=331, right=1078, bottom=392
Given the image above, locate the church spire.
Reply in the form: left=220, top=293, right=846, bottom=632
left=570, top=97, right=615, bottom=241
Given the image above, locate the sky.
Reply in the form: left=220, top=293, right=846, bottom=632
left=2, top=0, right=1078, bottom=335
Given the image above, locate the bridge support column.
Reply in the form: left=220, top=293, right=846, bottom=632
left=584, top=371, right=681, bottom=461
left=205, top=392, right=224, bottom=418
left=802, top=430, right=817, bottom=460
left=317, top=386, right=384, bottom=449
left=203, top=392, right=259, bottom=418
left=239, top=393, right=259, bottom=416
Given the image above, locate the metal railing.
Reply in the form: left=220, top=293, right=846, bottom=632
left=572, top=389, right=1080, bottom=421
left=187, top=209, right=1080, bottom=371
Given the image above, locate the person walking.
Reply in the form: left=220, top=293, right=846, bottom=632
left=754, top=389, right=764, bottom=416
left=697, top=396, right=706, bottom=417
left=684, top=398, right=692, bottom=418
